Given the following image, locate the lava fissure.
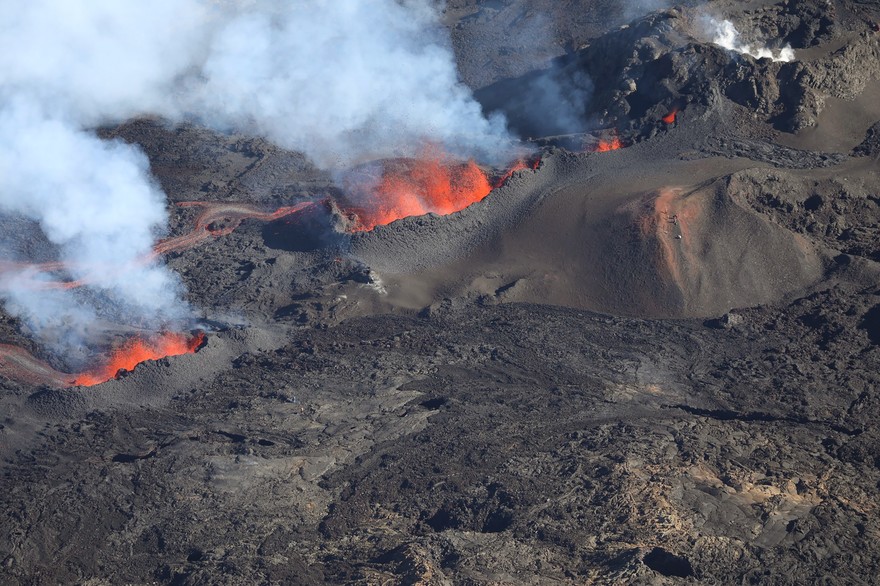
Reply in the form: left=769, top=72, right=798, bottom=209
left=594, top=130, right=623, bottom=152
left=73, top=331, right=206, bottom=387
left=0, top=331, right=206, bottom=388
left=342, top=155, right=540, bottom=231
left=0, top=154, right=536, bottom=388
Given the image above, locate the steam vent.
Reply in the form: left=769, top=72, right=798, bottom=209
left=3, top=1, right=880, bottom=583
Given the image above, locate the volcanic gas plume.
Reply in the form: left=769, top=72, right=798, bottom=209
left=0, top=0, right=520, bottom=383
left=706, top=17, right=795, bottom=61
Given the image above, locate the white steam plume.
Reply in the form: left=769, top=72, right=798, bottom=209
left=193, top=1, right=512, bottom=167
left=708, top=19, right=795, bottom=62
left=0, top=0, right=204, bottom=358
left=0, top=0, right=512, bottom=360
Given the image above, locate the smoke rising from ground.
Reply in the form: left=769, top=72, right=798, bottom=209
left=0, top=0, right=512, bottom=360
left=706, top=18, right=795, bottom=62
left=193, top=1, right=512, bottom=166
left=0, top=0, right=195, bottom=359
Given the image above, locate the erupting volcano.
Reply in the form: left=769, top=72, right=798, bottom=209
left=594, top=132, right=623, bottom=152
left=342, top=154, right=537, bottom=231
left=7, top=1, right=880, bottom=583
left=73, top=332, right=205, bottom=387
left=344, top=157, right=491, bottom=231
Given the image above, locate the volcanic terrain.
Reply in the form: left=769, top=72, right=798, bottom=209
left=2, top=0, right=880, bottom=584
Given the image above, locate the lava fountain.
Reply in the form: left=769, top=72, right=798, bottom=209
left=343, top=157, right=491, bottom=231
left=342, top=152, right=539, bottom=231
left=594, top=131, right=623, bottom=152
left=73, top=331, right=205, bottom=387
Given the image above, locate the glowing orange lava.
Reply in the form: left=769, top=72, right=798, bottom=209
left=348, top=157, right=492, bottom=231
left=344, top=152, right=541, bottom=232
left=662, top=110, right=678, bottom=124
left=594, top=133, right=622, bottom=152
left=74, top=332, right=205, bottom=386
left=493, top=156, right=541, bottom=188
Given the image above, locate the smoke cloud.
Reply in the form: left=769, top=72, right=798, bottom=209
left=0, top=0, right=512, bottom=361
left=0, top=0, right=199, bottom=360
left=491, top=67, right=595, bottom=138
left=707, top=18, right=795, bottom=62
left=192, top=1, right=512, bottom=166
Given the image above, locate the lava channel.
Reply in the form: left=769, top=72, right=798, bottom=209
left=0, top=202, right=316, bottom=292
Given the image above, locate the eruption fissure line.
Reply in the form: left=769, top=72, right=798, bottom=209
left=342, top=155, right=540, bottom=231
left=0, top=153, right=536, bottom=388
left=1, top=155, right=537, bottom=291
left=0, top=331, right=205, bottom=388
left=73, top=331, right=206, bottom=387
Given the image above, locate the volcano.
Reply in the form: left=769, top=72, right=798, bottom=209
left=3, top=1, right=880, bottom=584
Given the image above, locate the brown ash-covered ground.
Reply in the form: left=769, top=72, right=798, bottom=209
left=3, top=0, right=880, bottom=584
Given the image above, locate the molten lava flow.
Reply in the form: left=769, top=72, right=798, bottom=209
left=348, top=157, right=493, bottom=231
left=492, top=156, right=541, bottom=188
left=344, top=153, right=542, bottom=232
left=153, top=201, right=315, bottom=257
left=662, top=110, right=678, bottom=124
left=0, top=344, right=75, bottom=388
left=594, top=132, right=622, bottom=152
left=74, top=332, right=205, bottom=386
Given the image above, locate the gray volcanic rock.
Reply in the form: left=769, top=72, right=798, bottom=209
left=476, top=0, right=880, bottom=137
left=854, top=119, right=880, bottom=156
left=2, top=296, right=879, bottom=584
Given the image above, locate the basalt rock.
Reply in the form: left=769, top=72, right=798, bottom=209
left=477, top=0, right=880, bottom=138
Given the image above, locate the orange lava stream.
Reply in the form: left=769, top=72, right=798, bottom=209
left=153, top=201, right=315, bottom=257
left=662, top=110, right=678, bottom=124
left=0, top=202, right=315, bottom=291
left=73, top=332, right=205, bottom=387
